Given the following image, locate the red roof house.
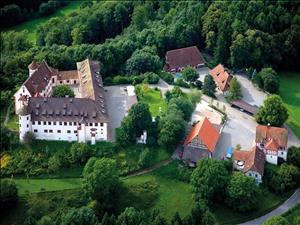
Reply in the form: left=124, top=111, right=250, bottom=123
left=182, top=117, right=221, bottom=165
left=164, top=46, right=205, bottom=72
left=209, top=64, right=232, bottom=92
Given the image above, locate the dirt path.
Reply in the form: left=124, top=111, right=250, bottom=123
left=3, top=104, right=12, bottom=126
left=125, top=159, right=172, bottom=178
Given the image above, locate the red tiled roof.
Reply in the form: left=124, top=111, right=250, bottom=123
left=209, top=64, right=232, bottom=92
left=256, top=125, right=288, bottom=149
left=265, top=139, right=280, bottom=151
left=184, top=117, right=220, bottom=152
left=24, top=60, right=58, bottom=96
left=233, top=146, right=265, bottom=176
left=164, top=46, right=205, bottom=71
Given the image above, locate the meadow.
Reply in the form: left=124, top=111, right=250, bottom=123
left=3, top=1, right=81, bottom=43
left=279, top=72, right=300, bottom=139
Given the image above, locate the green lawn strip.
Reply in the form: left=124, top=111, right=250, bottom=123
left=5, top=178, right=82, bottom=195
left=213, top=189, right=295, bottom=225
left=138, top=88, right=167, bottom=117
left=279, top=71, right=300, bottom=139
left=2, top=1, right=82, bottom=43
left=282, top=203, right=300, bottom=224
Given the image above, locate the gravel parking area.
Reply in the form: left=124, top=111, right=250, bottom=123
left=104, top=85, right=137, bottom=141
left=236, top=74, right=267, bottom=106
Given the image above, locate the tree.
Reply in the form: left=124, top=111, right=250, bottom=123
left=126, top=47, right=161, bottom=75
left=191, top=158, right=230, bottom=201
left=287, top=146, right=300, bottom=168
left=168, top=97, right=194, bottom=121
left=61, top=207, right=98, bottom=225
left=82, top=157, right=121, bottom=212
left=226, top=172, right=260, bottom=212
left=52, top=85, right=75, bottom=98
left=128, top=102, right=152, bottom=136
left=262, top=216, right=289, bottom=225
left=171, top=212, right=183, bottom=225
left=48, top=155, right=61, bottom=173
left=271, top=163, right=300, bottom=193
left=256, top=95, right=288, bottom=127
left=116, top=116, right=135, bottom=146
left=116, top=207, right=146, bottom=225
left=165, top=87, right=184, bottom=102
left=182, top=66, right=199, bottom=82
left=183, top=201, right=217, bottom=225
left=138, top=148, right=152, bottom=168
left=227, top=76, right=242, bottom=101
left=69, top=143, right=92, bottom=165
left=203, top=75, right=216, bottom=97
left=23, top=131, right=36, bottom=145
left=0, top=180, right=18, bottom=211
left=255, top=68, right=280, bottom=94
left=158, top=113, right=186, bottom=149
left=37, top=216, right=53, bottom=225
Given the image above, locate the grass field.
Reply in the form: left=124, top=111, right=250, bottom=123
left=3, top=1, right=82, bottom=43
left=279, top=72, right=300, bottom=139
left=5, top=178, right=82, bottom=195
left=138, top=88, right=167, bottom=117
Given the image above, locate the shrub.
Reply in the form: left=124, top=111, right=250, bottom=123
left=287, top=146, right=300, bottom=168
left=69, top=143, right=92, bottom=165
left=175, top=78, right=190, bottom=88
left=23, top=131, right=36, bottom=145
left=52, top=85, right=75, bottom=98
left=138, top=148, right=152, bottom=168
left=159, top=71, right=174, bottom=84
left=0, top=180, right=18, bottom=211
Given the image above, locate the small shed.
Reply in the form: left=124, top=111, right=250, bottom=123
left=230, top=100, right=258, bottom=116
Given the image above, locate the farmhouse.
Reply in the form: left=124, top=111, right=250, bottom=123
left=209, top=64, right=232, bottom=93
left=14, top=59, right=108, bottom=144
left=233, top=146, right=265, bottom=184
left=164, top=46, right=205, bottom=72
left=182, top=117, right=221, bottom=166
left=256, top=125, right=288, bottom=165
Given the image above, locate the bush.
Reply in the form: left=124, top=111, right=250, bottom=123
left=287, top=146, right=300, bottom=168
left=194, top=80, right=202, bottom=89
left=52, top=85, right=75, bottom=98
left=0, top=180, right=18, bottom=211
left=159, top=71, right=174, bottom=84
left=69, top=143, right=92, bottom=165
left=138, top=148, right=152, bottom=168
left=175, top=78, right=190, bottom=88
left=23, top=131, right=36, bottom=145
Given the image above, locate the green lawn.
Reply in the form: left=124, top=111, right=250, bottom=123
left=6, top=113, right=18, bottom=132
left=123, top=163, right=194, bottom=221
left=138, top=88, right=167, bottom=117
left=4, top=178, right=82, bottom=195
left=3, top=1, right=82, bottom=43
left=279, top=72, right=300, bottom=139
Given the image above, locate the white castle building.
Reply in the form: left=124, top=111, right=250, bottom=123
left=14, top=59, right=108, bottom=144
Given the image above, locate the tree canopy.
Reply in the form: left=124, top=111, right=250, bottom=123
left=227, top=76, right=242, bottom=101
left=182, top=66, right=199, bottom=82
left=203, top=75, right=216, bottom=97
left=256, top=95, right=288, bottom=127
left=52, top=85, right=75, bottom=98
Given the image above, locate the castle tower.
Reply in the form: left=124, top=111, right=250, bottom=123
left=17, top=105, right=32, bottom=142
left=28, top=60, right=39, bottom=77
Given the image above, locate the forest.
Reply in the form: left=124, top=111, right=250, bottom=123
left=1, top=0, right=299, bottom=108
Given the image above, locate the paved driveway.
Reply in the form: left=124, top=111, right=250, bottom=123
left=104, top=85, right=137, bottom=141
left=238, top=189, right=300, bottom=225
left=236, top=74, right=267, bottom=106
left=197, top=67, right=210, bottom=82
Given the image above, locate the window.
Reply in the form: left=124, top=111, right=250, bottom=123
left=48, top=121, right=51, bottom=125
left=67, top=80, right=70, bottom=83
left=19, top=116, right=21, bottom=120
left=281, top=152, right=284, bottom=155
left=34, top=129, right=38, bottom=133
left=59, top=122, right=62, bottom=125
left=26, top=124, right=29, bottom=128
left=100, top=123, right=103, bottom=126
left=49, top=130, right=53, bottom=133
left=64, top=122, right=67, bottom=125
left=74, top=130, right=77, bottom=133
left=43, top=121, right=46, bottom=125
left=38, top=121, right=41, bottom=125
left=74, top=80, right=77, bottom=84
left=249, top=173, right=252, bottom=176
left=95, top=123, right=98, bottom=127
left=53, top=122, right=56, bottom=125
left=57, top=130, right=61, bottom=133
left=27, top=116, right=29, bottom=120
left=69, top=122, right=72, bottom=126
left=32, top=121, right=35, bottom=125
left=44, top=129, right=48, bottom=133
left=60, top=81, right=63, bottom=84
left=67, top=130, right=71, bottom=133
left=52, top=78, right=55, bottom=83
left=255, top=174, right=258, bottom=178
left=74, top=122, right=77, bottom=126
left=89, top=123, right=93, bottom=126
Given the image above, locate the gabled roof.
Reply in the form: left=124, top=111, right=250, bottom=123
left=233, top=146, right=265, bottom=176
left=57, top=70, right=79, bottom=80
left=184, top=117, right=220, bottom=152
left=265, top=139, right=280, bottom=151
left=209, top=64, right=232, bottom=92
left=24, top=60, right=58, bottom=96
left=256, top=125, right=288, bottom=148
left=165, top=46, right=205, bottom=71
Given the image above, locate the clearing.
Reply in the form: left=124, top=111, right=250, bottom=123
left=2, top=1, right=81, bottom=43
left=138, top=88, right=167, bottom=117
left=279, top=71, right=300, bottom=139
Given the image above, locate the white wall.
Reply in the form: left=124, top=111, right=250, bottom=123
left=265, top=153, right=278, bottom=165
left=84, top=122, right=107, bottom=141
left=246, top=170, right=262, bottom=184
left=19, top=114, right=32, bottom=141
left=278, top=149, right=287, bottom=161
left=14, top=86, right=31, bottom=113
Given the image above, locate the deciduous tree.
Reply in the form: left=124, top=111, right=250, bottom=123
left=203, top=75, right=216, bottom=97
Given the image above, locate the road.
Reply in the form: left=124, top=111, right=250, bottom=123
left=238, top=188, right=300, bottom=225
